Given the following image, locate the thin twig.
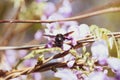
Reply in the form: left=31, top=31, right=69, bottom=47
left=5, top=62, right=67, bottom=79
left=0, top=0, right=120, bottom=24
left=0, top=7, right=120, bottom=24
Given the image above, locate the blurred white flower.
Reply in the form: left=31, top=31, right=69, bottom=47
left=68, top=24, right=90, bottom=45
left=55, top=69, right=78, bottom=80
left=91, top=40, right=109, bottom=65
left=78, top=24, right=90, bottom=38
left=85, top=71, right=108, bottom=80
left=68, top=25, right=79, bottom=45
left=67, top=60, right=75, bottom=68
left=62, top=43, right=71, bottom=51
left=10, top=75, right=27, bottom=80
left=107, top=57, right=120, bottom=71
left=5, top=50, right=17, bottom=66
left=45, top=13, right=64, bottom=31
left=10, top=78, right=20, bottom=80
left=58, top=0, right=72, bottom=17
left=18, top=50, right=27, bottom=58
left=43, top=2, right=56, bottom=16
left=34, top=30, right=42, bottom=40
left=32, top=72, right=42, bottom=80
left=62, top=21, right=78, bottom=28
left=64, top=54, right=75, bottom=62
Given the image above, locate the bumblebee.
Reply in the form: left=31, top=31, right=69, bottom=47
left=44, top=31, right=74, bottom=47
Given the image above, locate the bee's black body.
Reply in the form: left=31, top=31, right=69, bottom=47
left=44, top=31, right=74, bottom=48
left=54, top=34, right=65, bottom=47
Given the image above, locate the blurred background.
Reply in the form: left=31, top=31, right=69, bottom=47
left=0, top=0, right=120, bottom=80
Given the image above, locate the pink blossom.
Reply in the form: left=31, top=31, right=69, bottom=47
left=35, top=0, right=41, bottom=3
left=34, top=30, right=42, bottom=40
left=64, top=54, right=75, bottom=62
left=43, top=2, right=56, bottom=16
left=5, top=50, right=17, bottom=66
left=62, top=21, right=78, bottom=29
left=45, top=28, right=66, bottom=36
left=18, top=50, right=27, bottom=58
left=0, top=60, right=12, bottom=71
left=32, top=72, right=42, bottom=80
left=67, top=60, right=75, bottom=68
left=35, top=0, right=47, bottom=2
left=58, top=0, right=72, bottom=17
left=23, top=59, right=37, bottom=67
left=64, top=54, right=75, bottom=67
left=45, top=13, right=64, bottom=31
left=47, top=13, right=64, bottom=22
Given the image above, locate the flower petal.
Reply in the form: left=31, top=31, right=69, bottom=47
left=55, top=69, right=78, bottom=80
left=107, top=57, right=120, bottom=71
left=91, top=40, right=109, bottom=65
left=78, top=24, right=90, bottom=38
left=67, top=60, right=75, bottom=68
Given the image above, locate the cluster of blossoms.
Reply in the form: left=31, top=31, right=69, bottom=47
left=2, top=0, right=120, bottom=80
left=34, top=0, right=120, bottom=80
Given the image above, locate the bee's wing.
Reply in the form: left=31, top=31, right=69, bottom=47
left=64, top=31, right=74, bottom=36
left=0, top=45, right=44, bottom=50
left=43, top=34, right=56, bottom=38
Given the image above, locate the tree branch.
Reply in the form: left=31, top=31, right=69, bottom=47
left=0, top=1, right=120, bottom=24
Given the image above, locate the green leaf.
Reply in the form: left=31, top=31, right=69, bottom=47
left=38, top=55, right=44, bottom=61
left=90, top=25, right=111, bottom=40
left=24, top=47, right=62, bottom=60
left=108, top=37, right=114, bottom=49
left=82, top=46, right=86, bottom=54
left=90, top=25, right=100, bottom=38
left=108, top=33, right=120, bottom=58
left=100, top=28, right=110, bottom=40
left=69, top=49, right=77, bottom=57
left=24, top=50, right=36, bottom=59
